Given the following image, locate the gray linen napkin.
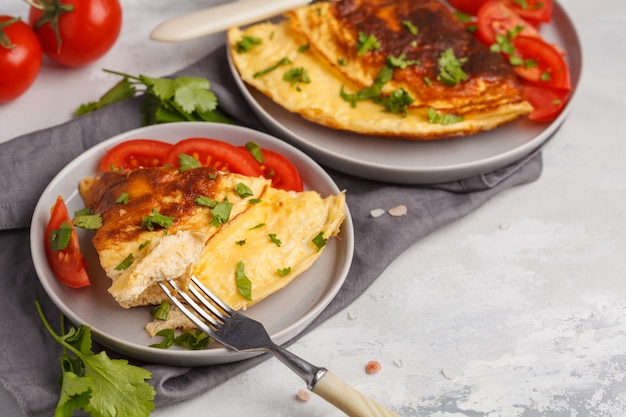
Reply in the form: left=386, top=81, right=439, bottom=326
left=0, top=47, right=542, bottom=417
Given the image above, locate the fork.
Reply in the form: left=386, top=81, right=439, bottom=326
left=158, top=276, right=400, bottom=417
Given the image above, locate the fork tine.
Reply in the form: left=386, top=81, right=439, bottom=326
left=190, top=275, right=235, bottom=316
left=158, top=280, right=221, bottom=331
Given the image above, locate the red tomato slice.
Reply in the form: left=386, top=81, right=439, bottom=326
left=522, top=83, right=569, bottom=122
left=512, top=36, right=571, bottom=91
left=100, top=139, right=172, bottom=171
left=476, top=1, right=541, bottom=46
left=240, top=146, right=304, bottom=192
left=446, top=0, right=489, bottom=15
left=164, top=137, right=262, bottom=177
left=499, top=0, right=552, bottom=23
left=44, top=196, right=90, bottom=288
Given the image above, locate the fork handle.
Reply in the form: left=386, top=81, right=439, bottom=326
left=312, top=371, right=400, bottom=417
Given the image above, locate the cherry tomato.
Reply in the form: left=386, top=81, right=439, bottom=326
left=522, top=83, right=569, bottom=122
left=100, top=139, right=173, bottom=171
left=164, top=137, right=263, bottom=177
left=499, top=0, right=552, bottom=24
left=476, top=1, right=541, bottom=46
left=29, top=0, right=122, bottom=68
left=241, top=146, right=304, bottom=192
left=0, top=16, right=42, bottom=103
left=45, top=196, right=90, bottom=288
left=446, top=0, right=490, bottom=16
left=512, top=36, right=571, bottom=91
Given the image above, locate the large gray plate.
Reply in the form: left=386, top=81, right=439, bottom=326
left=228, top=1, right=582, bottom=184
left=30, top=122, right=354, bottom=366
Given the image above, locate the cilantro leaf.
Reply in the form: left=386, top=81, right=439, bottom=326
left=357, top=31, right=380, bottom=56
left=50, top=222, right=73, bottom=251
left=427, top=108, right=464, bottom=125
left=141, top=209, right=174, bottom=231
left=177, top=153, right=202, bottom=172
left=36, top=301, right=155, bottom=417
left=75, top=69, right=233, bottom=126
left=437, top=48, right=468, bottom=86
left=210, top=199, right=233, bottom=227
left=235, top=261, right=253, bottom=300
left=312, top=231, right=328, bottom=251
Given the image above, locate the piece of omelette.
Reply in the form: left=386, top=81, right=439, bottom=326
left=227, top=0, right=532, bottom=140
left=80, top=166, right=346, bottom=334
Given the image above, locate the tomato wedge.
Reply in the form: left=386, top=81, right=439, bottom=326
left=164, top=137, right=262, bottom=177
left=446, top=0, right=489, bottom=16
left=476, top=1, right=541, bottom=46
left=241, top=145, right=304, bottom=192
left=512, top=36, right=571, bottom=91
left=498, top=0, right=552, bottom=24
left=522, top=83, right=569, bottom=122
left=44, top=196, right=90, bottom=288
left=100, top=139, right=172, bottom=171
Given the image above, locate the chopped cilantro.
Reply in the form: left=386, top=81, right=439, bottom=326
left=387, top=54, right=420, bottom=69
left=268, top=233, right=282, bottom=247
left=178, top=153, right=201, bottom=172
left=138, top=239, right=151, bottom=250
left=195, top=195, right=218, bottom=207
left=312, top=231, right=328, bottom=251
left=378, top=88, right=414, bottom=115
left=115, top=253, right=134, bottom=271
left=338, top=58, right=347, bottom=66
left=248, top=198, right=262, bottom=205
left=116, top=192, right=130, bottom=204
left=151, top=301, right=171, bottom=320
left=250, top=223, right=265, bottom=230
left=235, top=182, right=254, bottom=198
left=427, top=108, right=464, bottom=125
left=437, top=48, right=468, bottom=86
left=283, top=67, right=311, bottom=87
left=254, top=57, right=292, bottom=78
left=245, top=141, right=264, bottom=163
left=235, top=239, right=246, bottom=246
left=277, top=267, right=292, bottom=277
left=235, top=261, right=252, bottom=301
left=356, top=31, right=380, bottom=56
left=210, top=199, right=233, bottom=227
left=49, top=221, right=73, bottom=251
left=236, top=35, right=262, bottom=53
left=402, top=20, right=418, bottom=36
left=423, top=76, right=432, bottom=87
left=150, top=329, right=210, bottom=350
left=298, top=43, right=310, bottom=53
left=73, top=213, right=103, bottom=230
left=141, top=209, right=174, bottom=231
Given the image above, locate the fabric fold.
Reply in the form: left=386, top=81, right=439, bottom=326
left=0, top=46, right=544, bottom=417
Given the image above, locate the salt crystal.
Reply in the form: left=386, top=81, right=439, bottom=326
left=296, top=389, right=311, bottom=402
left=370, top=208, right=385, bottom=218
left=388, top=205, right=407, bottom=217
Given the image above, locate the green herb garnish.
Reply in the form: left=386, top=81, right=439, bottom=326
left=253, top=57, right=292, bottom=78
left=312, top=231, right=328, bottom=251
left=141, top=209, right=174, bottom=231
left=437, top=48, right=468, bottom=86
left=49, top=222, right=73, bottom=251
left=235, top=261, right=252, bottom=301
left=36, top=300, right=155, bottom=417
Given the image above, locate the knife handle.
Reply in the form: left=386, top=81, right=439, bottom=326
left=151, top=0, right=310, bottom=42
left=312, top=370, right=401, bottom=417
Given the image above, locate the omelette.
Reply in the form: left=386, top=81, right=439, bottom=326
left=79, top=166, right=346, bottom=335
left=227, top=0, right=532, bottom=140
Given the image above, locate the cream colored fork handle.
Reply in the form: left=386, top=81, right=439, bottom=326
left=313, top=371, right=400, bottom=417
left=150, top=0, right=310, bottom=42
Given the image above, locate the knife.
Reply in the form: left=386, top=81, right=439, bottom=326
left=150, top=0, right=315, bottom=42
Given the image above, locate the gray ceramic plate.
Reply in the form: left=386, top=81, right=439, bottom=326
left=228, top=1, right=582, bottom=184
left=30, top=122, right=354, bottom=366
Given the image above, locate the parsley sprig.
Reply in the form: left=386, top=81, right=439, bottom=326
left=36, top=300, right=155, bottom=417
left=75, top=69, right=233, bottom=125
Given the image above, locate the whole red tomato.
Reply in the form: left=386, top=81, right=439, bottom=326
left=0, top=16, right=42, bottom=103
left=29, top=0, right=122, bottom=67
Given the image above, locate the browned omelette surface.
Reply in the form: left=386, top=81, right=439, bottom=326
left=228, top=0, right=532, bottom=140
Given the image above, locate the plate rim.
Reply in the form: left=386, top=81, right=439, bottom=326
left=30, top=121, right=354, bottom=366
